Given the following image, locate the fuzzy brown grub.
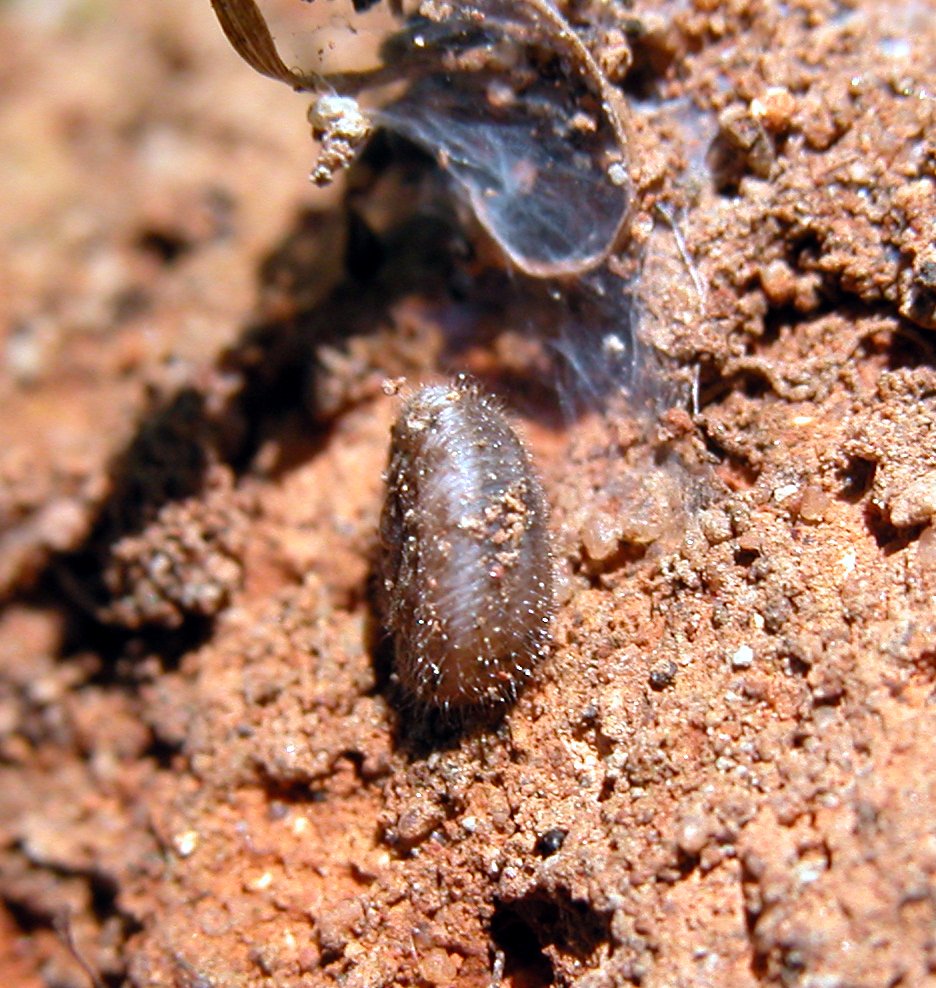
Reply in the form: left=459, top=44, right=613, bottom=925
left=378, top=379, right=555, bottom=709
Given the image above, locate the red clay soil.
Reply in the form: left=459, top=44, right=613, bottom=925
left=1, top=0, right=935, bottom=986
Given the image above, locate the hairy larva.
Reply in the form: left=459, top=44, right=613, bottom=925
left=378, top=378, right=555, bottom=710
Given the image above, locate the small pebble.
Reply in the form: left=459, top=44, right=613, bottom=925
left=798, top=486, right=828, bottom=523
left=760, top=259, right=797, bottom=305
left=889, top=469, right=936, bottom=527
left=649, top=660, right=678, bottom=690
left=917, top=525, right=936, bottom=569
left=730, top=645, right=754, bottom=669
left=535, top=828, right=568, bottom=856
left=753, top=86, right=796, bottom=131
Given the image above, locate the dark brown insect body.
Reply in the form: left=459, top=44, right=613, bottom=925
left=378, top=380, right=554, bottom=709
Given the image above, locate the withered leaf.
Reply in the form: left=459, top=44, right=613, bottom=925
left=209, top=0, right=316, bottom=88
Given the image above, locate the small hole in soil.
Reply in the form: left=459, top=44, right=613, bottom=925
left=838, top=456, right=876, bottom=502
left=344, top=210, right=384, bottom=281
left=3, top=896, right=47, bottom=935
left=675, top=849, right=700, bottom=877
left=787, top=654, right=810, bottom=678
left=698, top=430, right=761, bottom=489
left=738, top=372, right=770, bottom=399
left=136, top=227, right=191, bottom=265
left=582, top=541, right=648, bottom=577
left=791, top=728, right=811, bottom=749
left=490, top=905, right=555, bottom=987
left=812, top=689, right=843, bottom=708
left=618, top=30, right=675, bottom=102
left=862, top=503, right=920, bottom=554
left=491, top=891, right=611, bottom=984
left=788, top=231, right=823, bottom=268
left=734, top=547, right=760, bottom=567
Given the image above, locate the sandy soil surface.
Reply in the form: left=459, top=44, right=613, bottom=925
left=1, top=0, right=935, bottom=985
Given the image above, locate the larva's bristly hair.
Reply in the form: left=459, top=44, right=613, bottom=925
left=378, top=377, right=555, bottom=713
